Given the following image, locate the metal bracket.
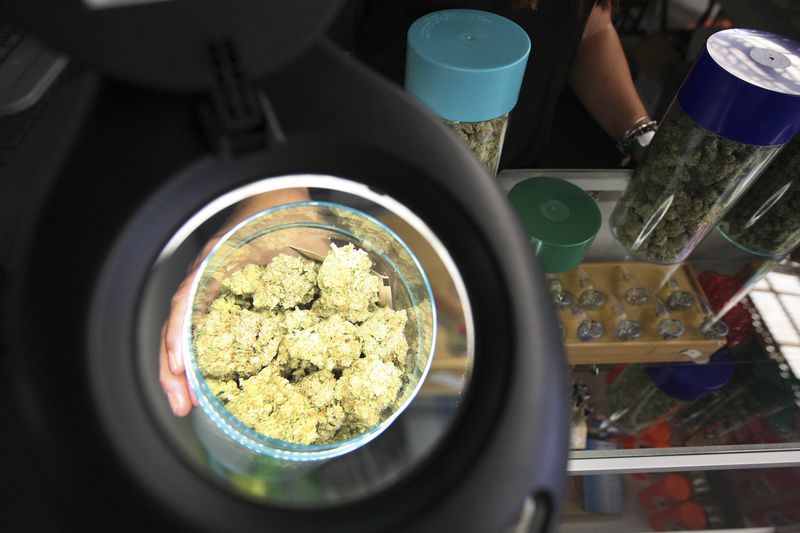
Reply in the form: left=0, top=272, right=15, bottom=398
left=200, top=40, right=284, bottom=157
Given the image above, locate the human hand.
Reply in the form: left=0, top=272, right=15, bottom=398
left=158, top=188, right=314, bottom=416
left=159, top=237, right=219, bottom=416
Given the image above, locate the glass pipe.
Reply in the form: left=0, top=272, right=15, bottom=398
left=620, top=266, right=650, bottom=305
left=546, top=273, right=573, bottom=309
left=697, top=298, right=730, bottom=339
left=653, top=296, right=686, bottom=340
left=609, top=294, right=643, bottom=341
left=571, top=300, right=605, bottom=342
left=578, top=268, right=607, bottom=310
left=664, top=277, right=695, bottom=311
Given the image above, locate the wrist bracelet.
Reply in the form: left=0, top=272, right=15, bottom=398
left=617, top=119, right=658, bottom=156
left=629, top=115, right=651, bottom=130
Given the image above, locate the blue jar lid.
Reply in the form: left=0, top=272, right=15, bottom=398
left=645, top=349, right=735, bottom=402
left=677, top=29, right=800, bottom=146
left=405, top=9, right=531, bottom=122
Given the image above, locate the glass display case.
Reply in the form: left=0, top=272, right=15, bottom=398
left=561, top=466, right=800, bottom=531
left=499, top=170, right=800, bottom=468
left=498, top=169, right=800, bottom=529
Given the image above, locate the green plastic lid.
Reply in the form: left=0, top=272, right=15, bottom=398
left=508, top=177, right=602, bottom=273
left=405, top=9, right=531, bottom=122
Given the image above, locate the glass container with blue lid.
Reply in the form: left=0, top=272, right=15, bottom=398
left=611, top=29, right=800, bottom=264
left=405, top=9, right=530, bottom=175
left=718, top=134, right=800, bottom=259
left=606, top=351, right=735, bottom=435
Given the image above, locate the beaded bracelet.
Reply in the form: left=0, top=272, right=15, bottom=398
left=617, top=118, right=658, bottom=157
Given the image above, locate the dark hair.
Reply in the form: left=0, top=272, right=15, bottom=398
left=511, top=0, right=614, bottom=12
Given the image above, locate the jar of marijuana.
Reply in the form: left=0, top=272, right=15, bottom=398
left=611, top=29, right=800, bottom=264
left=405, top=9, right=530, bottom=176
left=718, top=135, right=800, bottom=258
left=184, top=202, right=436, bottom=469
left=605, top=355, right=734, bottom=435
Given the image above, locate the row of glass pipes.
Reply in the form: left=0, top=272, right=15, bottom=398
left=547, top=267, right=729, bottom=342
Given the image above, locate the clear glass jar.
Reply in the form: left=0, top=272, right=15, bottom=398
left=718, top=136, right=800, bottom=258
left=672, top=348, right=800, bottom=446
left=610, top=102, right=779, bottom=264
left=444, top=114, right=509, bottom=176
left=184, top=202, right=436, bottom=468
left=611, top=28, right=800, bottom=265
left=140, top=176, right=475, bottom=507
left=405, top=9, right=529, bottom=178
left=605, top=358, right=733, bottom=435
left=606, top=366, right=691, bottom=434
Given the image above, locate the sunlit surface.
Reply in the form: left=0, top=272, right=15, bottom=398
left=707, top=29, right=800, bottom=95
left=750, top=266, right=800, bottom=378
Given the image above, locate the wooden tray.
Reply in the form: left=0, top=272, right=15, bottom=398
left=559, top=262, right=725, bottom=365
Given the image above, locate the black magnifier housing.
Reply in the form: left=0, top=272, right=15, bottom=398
left=1, top=1, right=568, bottom=531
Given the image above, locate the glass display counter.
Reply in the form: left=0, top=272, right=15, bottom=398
left=560, top=466, right=800, bottom=531
left=498, top=169, right=800, bottom=476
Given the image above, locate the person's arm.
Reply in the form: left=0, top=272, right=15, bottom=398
left=203, top=188, right=311, bottom=251
left=568, top=3, right=649, bottom=145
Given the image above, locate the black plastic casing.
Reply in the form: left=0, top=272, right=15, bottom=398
left=1, top=5, right=569, bottom=530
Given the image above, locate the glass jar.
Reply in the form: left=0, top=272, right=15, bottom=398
left=405, top=9, right=530, bottom=176
left=606, top=366, right=686, bottom=434
left=611, top=29, right=800, bottom=264
left=184, top=202, right=436, bottom=469
left=719, top=135, right=800, bottom=258
left=606, top=356, right=734, bottom=435
left=673, top=347, right=800, bottom=445
left=443, top=115, right=509, bottom=176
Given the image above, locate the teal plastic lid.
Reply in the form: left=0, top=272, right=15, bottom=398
left=405, top=9, right=531, bottom=122
left=508, top=178, right=602, bottom=273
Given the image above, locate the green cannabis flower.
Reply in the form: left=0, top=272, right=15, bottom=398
left=606, top=366, right=685, bottom=434
left=193, top=245, right=409, bottom=445
left=720, top=137, right=800, bottom=257
left=445, top=115, right=508, bottom=175
left=611, top=104, right=776, bottom=263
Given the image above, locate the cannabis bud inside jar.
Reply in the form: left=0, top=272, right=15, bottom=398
left=605, top=358, right=733, bottom=435
left=719, top=136, right=800, bottom=258
left=444, top=115, right=509, bottom=176
left=405, top=9, right=530, bottom=176
left=184, top=202, right=437, bottom=464
left=610, top=29, right=800, bottom=264
left=193, top=244, right=409, bottom=446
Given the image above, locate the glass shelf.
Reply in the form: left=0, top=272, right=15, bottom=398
left=498, top=169, right=800, bottom=474
left=561, top=466, right=800, bottom=530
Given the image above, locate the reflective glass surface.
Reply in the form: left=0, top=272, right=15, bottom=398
left=136, top=175, right=473, bottom=506
left=562, top=466, right=800, bottom=531
left=499, top=169, right=800, bottom=470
